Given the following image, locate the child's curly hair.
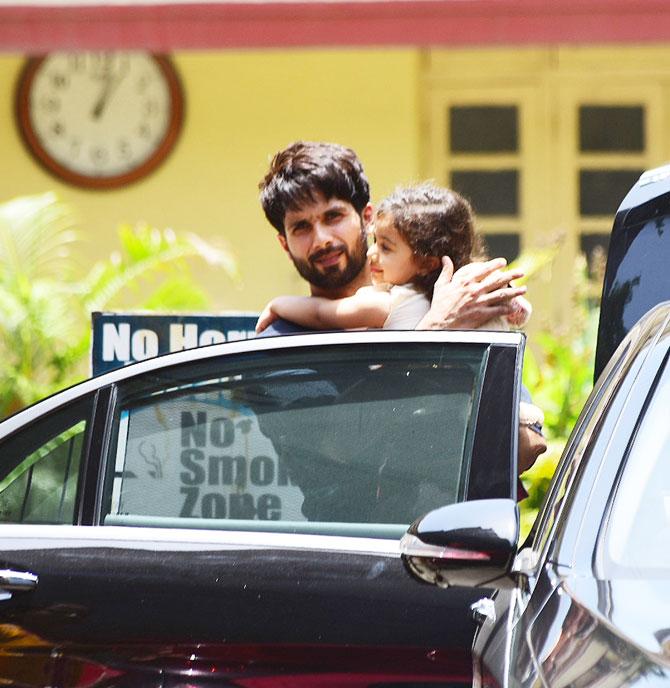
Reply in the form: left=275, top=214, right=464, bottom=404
left=376, top=183, right=486, bottom=297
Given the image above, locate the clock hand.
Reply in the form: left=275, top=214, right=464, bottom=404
left=91, top=56, right=113, bottom=120
left=91, top=81, right=112, bottom=120
left=91, top=67, right=127, bottom=120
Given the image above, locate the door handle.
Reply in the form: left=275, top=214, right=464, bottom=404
left=0, top=568, right=38, bottom=601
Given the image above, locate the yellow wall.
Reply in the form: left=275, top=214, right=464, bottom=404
left=0, top=49, right=421, bottom=310
left=6, top=44, right=667, bottom=328
left=422, top=45, right=670, bottom=332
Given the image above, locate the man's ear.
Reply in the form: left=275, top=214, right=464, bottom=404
left=362, top=203, right=374, bottom=227
left=276, top=233, right=290, bottom=255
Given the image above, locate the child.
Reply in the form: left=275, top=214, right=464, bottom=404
left=256, top=182, right=531, bottom=333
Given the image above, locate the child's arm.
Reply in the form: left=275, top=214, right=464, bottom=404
left=255, top=289, right=391, bottom=333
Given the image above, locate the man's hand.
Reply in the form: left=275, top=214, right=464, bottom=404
left=518, top=424, right=547, bottom=474
left=417, top=256, right=527, bottom=330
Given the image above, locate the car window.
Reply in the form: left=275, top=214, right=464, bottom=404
left=530, top=336, right=635, bottom=556
left=0, top=398, right=92, bottom=524
left=104, top=343, right=490, bottom=538
left=596, top=203, right=670, bottom=378
left=602, top=354, right=670, bottom=575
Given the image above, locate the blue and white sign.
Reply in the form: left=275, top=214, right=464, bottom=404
left=91, top=312, right=258, bottom=376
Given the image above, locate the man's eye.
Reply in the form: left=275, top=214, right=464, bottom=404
left=325, top=211, right=343, bottom=222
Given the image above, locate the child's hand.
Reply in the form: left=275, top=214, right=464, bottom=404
left=506, top=294, right=532, bottom=328
left=255, top=302, right=278, bottom=333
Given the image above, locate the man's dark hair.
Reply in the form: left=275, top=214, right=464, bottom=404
left=259, top=141, right=370, bottom=233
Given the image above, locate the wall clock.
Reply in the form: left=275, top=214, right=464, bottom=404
left=15, top=52, right=184, bottom=189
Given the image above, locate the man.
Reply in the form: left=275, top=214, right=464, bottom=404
left=258, top=140, right=528, bottom=334
left=258, top=140, right=546, bottom=489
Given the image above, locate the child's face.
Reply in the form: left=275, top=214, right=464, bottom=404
left=366, top=217, right=421, bottom=287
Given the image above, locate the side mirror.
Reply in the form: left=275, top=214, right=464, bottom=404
left=400, top=498, right=519, bottom=588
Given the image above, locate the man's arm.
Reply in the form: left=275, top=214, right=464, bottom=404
left=255, top=316, right=310, bottom=337
left=417, top=257, right=527, bottom=330
left=256, top=291, right=391, bottom=333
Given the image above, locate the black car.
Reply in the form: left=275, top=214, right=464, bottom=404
left=403, top=163, right=670, bottom=686
left=0, top=328, right=525, bottom=686
left=2, top=163, right=670, bottom=687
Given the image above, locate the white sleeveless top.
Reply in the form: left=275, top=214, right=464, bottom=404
left=357, top=283, right=430, bottom=329
left=358, top=282, right=515, bottom=331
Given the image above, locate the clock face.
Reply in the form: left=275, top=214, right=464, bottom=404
left=16, top=52, right=183, bottom=189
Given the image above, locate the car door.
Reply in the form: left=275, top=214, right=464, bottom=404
left=0, top=330, right=524, bottom=687
left=473, top=304, right=670, bottom=688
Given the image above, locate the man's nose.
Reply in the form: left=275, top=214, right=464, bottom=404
left=312, top=221, right=334, bottom=247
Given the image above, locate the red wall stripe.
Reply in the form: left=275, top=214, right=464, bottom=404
left=2, top=0, right=670, bottom=51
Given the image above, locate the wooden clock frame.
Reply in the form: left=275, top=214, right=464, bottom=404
left=15, top=53, right=184, bottom=190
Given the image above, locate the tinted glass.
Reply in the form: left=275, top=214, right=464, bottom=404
left=604, top=354, right=670, bottom=574
left=596, top=211, right=670, bottom=378
left=579, top=106, right=645, bottom=152
left=580, top=170, right=643, bottom=216
left=106, top=345, right=488, bottom=537
left=531, top=332, right=636, bottom=557
left=449, top=106, right=518, bottom=153
left=451, top=170, right=518, bottom=216
left=0, top=418, right=87, bottom=524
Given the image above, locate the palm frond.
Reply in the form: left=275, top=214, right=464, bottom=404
left=82, top=223, right=238, bottom=312
left=0, top=197, right=239, bottom=419
left=0, top=193, right=79, bottom=284
left=139, top=277, right=210, bottom=311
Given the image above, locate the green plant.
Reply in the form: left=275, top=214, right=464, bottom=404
left=516, top=253, right=602, bottom=539
left=0, top=192, right=237, bottom=418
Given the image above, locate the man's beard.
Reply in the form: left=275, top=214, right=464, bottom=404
left=289, top=230, right=368, bottom=290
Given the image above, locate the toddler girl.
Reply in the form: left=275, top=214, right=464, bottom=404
left=256, top=182, right=530, bottom=333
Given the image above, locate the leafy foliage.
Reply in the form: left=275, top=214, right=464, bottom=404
left=517, top=252, right=603, bottom=539
left=0, top=193, right=237, bottom=418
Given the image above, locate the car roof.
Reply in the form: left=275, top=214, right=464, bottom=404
left=596, top=164, right=670, bottom=379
